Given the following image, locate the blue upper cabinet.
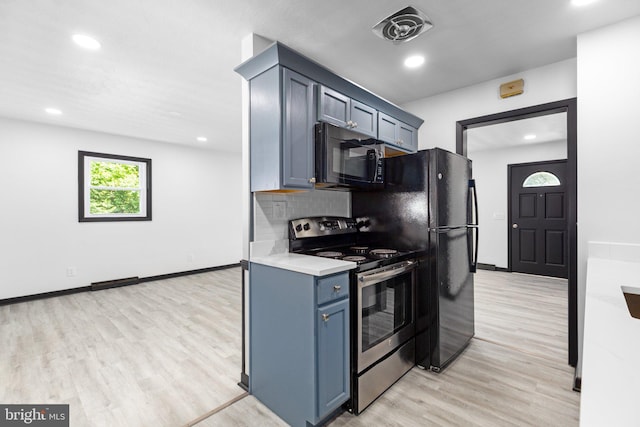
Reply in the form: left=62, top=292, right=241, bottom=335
left=283, top=68, right=316, bottom=188
left=249, top=66, right=316, bottom=191
left=317, top=86, right=349, bottom=127
left=378, top=112, right=418, bottom=153
left=235, top=41, right=424, bottom=191
left=318, top=85, right=377, bottom=138
left=350, top=100, right=377, bottom=138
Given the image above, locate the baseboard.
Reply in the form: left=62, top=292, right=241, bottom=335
left=573, top=376, right=581, bottom=392
left=238, top=372, right=249, bottom=391
left=0, top=286, right=91, bottom=306
left=138, top=263, right=240, bottom=284
left=0, top=263, right=241, bottom=306
left=477, top=263, right=509, bottom=272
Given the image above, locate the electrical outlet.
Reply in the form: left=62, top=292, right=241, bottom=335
left=66, top=267, right=77, bottom=277
left=273, top=201, right=287, bottom=220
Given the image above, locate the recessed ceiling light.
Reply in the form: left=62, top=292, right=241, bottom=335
left=571, top=0, right=597, bottom=7
left=72, top=34, right=101, bottom=50
left=196, top=136, right=207, bottom=142
left=404, top=55, right=425, bottom=69
left=524, top=134, right=537, bottom=140
left=45, top=108, right=62, bottom=115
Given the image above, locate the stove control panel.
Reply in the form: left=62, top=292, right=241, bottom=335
left=289, top=216, right=358, bottom=239
left=319, top=219, right=340, bottom=231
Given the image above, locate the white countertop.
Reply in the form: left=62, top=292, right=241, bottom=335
left=580, top=255, right=640, bottom=426
left=250, top=252, right=356, bottom=276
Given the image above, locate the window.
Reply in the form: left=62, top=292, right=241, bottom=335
left=78, top=151, right=152, bottom=222
left=522, top=171, right=561, bottom=188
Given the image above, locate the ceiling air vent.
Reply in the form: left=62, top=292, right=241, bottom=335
left=372, top=6, right=433, bottom=43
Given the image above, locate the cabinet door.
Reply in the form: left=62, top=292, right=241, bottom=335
left=283, top=68, right=315, bottom=188
left=377, top=112, right=398, bottom=144
left=318, top=86, right=349, bottom=128
left=350, top=100, right=377, bottom=138
left=398, top=122, right=417, bottom=152
left=316, top=298, right=350, bottom=419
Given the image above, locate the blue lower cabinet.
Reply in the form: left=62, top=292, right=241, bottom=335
left=317, top=299, right=350, bottom=418
left=249, top=263, right=350, bottom=427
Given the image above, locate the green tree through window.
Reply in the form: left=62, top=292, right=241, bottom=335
left=89, top=161, right=141, bottom=214
left=79, top=151, right=152, bottom=222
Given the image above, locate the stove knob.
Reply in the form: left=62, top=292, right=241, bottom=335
left=303, top=223, right=310, bottom=231
left=295, top=224, right=302, bottom=232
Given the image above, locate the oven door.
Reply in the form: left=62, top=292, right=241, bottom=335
left=316, top=122, right=384, bottom=187
left=356, top=260, right=416, bottom=372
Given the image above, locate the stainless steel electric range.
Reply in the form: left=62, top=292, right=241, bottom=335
left=289, top=216, right=418, bottom=414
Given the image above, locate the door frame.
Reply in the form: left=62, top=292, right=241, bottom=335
left=456, top=98, right=577, bottom=368
left=507, top=159, right=568, bottom=277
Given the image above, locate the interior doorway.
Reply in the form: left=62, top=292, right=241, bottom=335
left=509, top=160, right=568, bottom=278
left=456, top=98, right=577, bottom=369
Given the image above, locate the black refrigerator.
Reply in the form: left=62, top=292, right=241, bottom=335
left=352, top=148, right=478, bottom=371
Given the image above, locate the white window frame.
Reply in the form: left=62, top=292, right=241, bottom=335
left=78, top=151, right=152, bottom=222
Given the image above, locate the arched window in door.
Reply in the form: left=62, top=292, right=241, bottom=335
left=522, top=171, right=561, bottom=188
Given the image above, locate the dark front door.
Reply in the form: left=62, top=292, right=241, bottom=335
left=509, top=160, right=568, bottom=278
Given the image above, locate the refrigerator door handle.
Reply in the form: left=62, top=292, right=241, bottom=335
left=469, top=179, right=479, bottom=226
left=468, top=225, right=479, bottom=273
left=467, top=179, right=479, bottom=272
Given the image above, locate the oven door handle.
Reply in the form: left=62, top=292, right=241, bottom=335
left=358, top=261, right=416, bottom=287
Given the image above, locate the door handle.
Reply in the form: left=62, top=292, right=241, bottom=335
left=512, top=223, right=519, bottom=229
left=468, top=179, right=479, bottom=226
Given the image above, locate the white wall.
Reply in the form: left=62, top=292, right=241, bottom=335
left=469, top=140, right=567, bottom=268
left=402, top=58, right=577, bottom=152
left=0, top=117, right=242, bottom=299
left=576, top=14, right=640, bottom=375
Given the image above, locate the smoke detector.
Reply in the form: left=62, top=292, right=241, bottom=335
left=372, top=6, right=433, bottom=43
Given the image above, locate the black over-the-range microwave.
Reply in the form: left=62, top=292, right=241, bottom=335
left=314, top=122, right=385, bottom=189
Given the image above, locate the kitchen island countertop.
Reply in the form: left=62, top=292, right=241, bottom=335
left=580, top=243, right=640, bottom=427
left=250, top=252, right=356, bottom=276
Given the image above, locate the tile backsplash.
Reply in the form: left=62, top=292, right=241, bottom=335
left=253, top=190, right=351, bottom=242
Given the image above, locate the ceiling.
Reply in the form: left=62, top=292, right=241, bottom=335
left=1, top=1, right=639, bottom=153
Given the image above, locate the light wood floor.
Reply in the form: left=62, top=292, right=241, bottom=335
left=0, top=268, right=243, bottom=426
left=1, top=268, right=579, bottom=426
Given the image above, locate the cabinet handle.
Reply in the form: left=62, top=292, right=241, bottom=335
left=333, top=285, right=341, bottom=292
left=309, top=177, right=316, bottom=184
left=346, top=120, right=353, bottom=128
left=322, top=313, right=330, bottom=322
left=352, top=122, right=358, bottom=128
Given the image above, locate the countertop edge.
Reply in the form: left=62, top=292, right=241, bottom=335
left=250, top=253, right=356, bottom=276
